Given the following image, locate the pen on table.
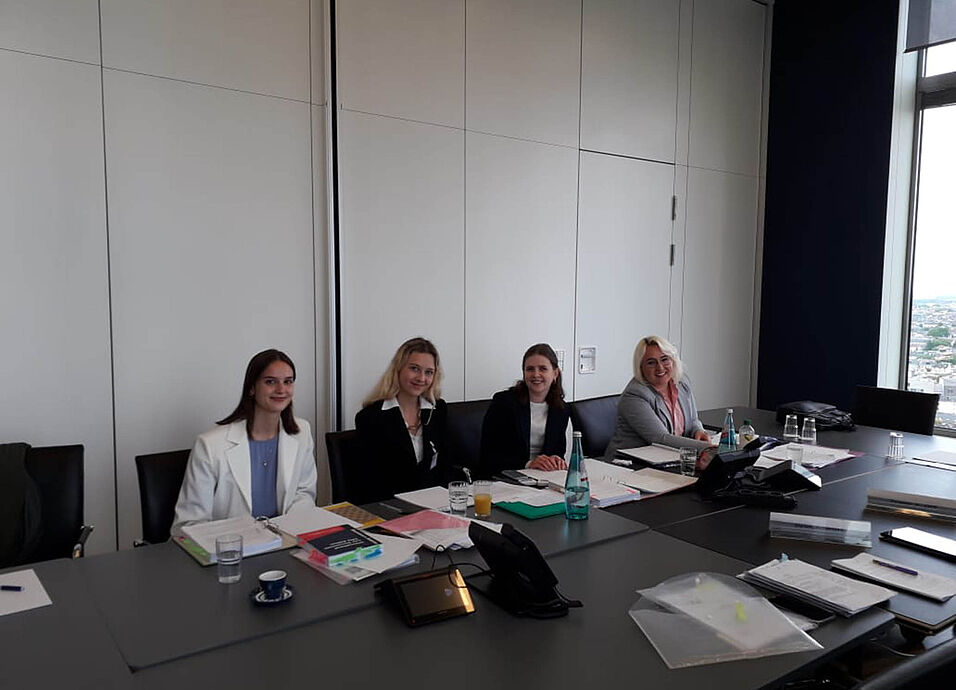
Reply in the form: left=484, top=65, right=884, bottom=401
left=872, top=558, right=919, bottom=576
left=1, top=585, right=24, bottom=592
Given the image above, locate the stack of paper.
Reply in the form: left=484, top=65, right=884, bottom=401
left=831, top=553, right=956, bottom=602
left=769, top=512, right=872, bottom=547
left=292, top=532, right=422, bottom=585
left=616, top=444, right=680, bottom=466
left=760, top=444, right=854, bottom=470
left=378, top=510, right=477, bottom=551
left=740, top=558, right=895, bottom=616
left=866, top=488, right=956, bottom=522
left=180, top=515, right=282, bottom=561
left=520, top=461, right=641, bottom=507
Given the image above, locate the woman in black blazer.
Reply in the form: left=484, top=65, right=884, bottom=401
left=480, top=343, right=572, bottom=477
left=354, top=337, right=448, bottom=502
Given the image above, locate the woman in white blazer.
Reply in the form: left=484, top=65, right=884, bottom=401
left=172, top=349, right=317, bottom=534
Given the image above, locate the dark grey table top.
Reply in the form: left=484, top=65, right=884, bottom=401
left=75, top=504, right=647, bottom=670
left=0, top=558, right=133, bottom=689
left=131, top=531, right=894, bottom=690
left=659, top=462, right=956, bottom=633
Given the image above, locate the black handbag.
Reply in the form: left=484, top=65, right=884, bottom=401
left=775, top=401, right=855, bottom=431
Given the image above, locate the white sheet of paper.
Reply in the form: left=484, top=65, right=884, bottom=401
left=831, top=552, right=956, bottom=602
left=271, top=506, right=361, bottom=535
left=396, top=486, right=457, bottom=511
left=0, top=569, right=52, bottom=617
left=745, top=559, right=894, bottom=614
left=762, top=444, right=852, bottom=468
left=624, top=468, right=696, bottom=494
left=617, top=445, right=680, bottom=466
left=358, top=533, right=423, bottom=574
left=913, top=450, right=956, bottom=466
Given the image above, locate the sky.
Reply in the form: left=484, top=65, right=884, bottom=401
left=912, top=42, right=956, bottom=300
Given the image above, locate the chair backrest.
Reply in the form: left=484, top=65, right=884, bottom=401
left=25, top=445, right=84, bottom=562
left=852, top=385, right=939, bottom=435
left=852, top=635, right=956, bottom=689
left=325, top=430, right=362, bottom=504
left=135, top=449, right=190, bottom=544
left=569, top=395, right=620, bottom=458
left=445, top=398, right=492, bottom=476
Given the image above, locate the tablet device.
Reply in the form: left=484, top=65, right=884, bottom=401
left=375, top=567, right=475, bottom=627
left=880, top=527, right=956, bottom=561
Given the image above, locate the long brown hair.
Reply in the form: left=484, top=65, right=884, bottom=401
left=218, top=349, right=300, bottom=435
left=513, top=343, right=565, bottom=408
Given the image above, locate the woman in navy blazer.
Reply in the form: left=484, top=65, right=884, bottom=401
left=355, top=337, right=448, bottom=502
left=480, top=343, right=572, bottom=477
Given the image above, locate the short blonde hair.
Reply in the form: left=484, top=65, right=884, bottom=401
left=362, top=337, right=443, bottom=407
left=632, top=335, right=684, bottom=384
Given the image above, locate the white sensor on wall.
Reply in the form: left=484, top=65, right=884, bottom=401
left=578, top=346, right=596, bottom=374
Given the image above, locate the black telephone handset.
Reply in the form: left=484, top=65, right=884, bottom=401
left=469, top=522, right=580, bottom=618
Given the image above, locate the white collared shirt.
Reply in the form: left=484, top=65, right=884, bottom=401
left=381, top=396, right=435, bottom=465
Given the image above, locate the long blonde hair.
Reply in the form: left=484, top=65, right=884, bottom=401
left=362, top=337, right=443, bottom=407
left=633, top=335, right=684, bottom=384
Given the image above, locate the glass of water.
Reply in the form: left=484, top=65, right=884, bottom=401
left=679, top=448, right=698, bottom=476
left=783, top=414, right=799, bottom=442
left=448, top=481, right=469, bottom=515
left=800, top=417, right=817, bottom=445
left=216, top=534, right=243, bottom=584
left=887, top=432, right=904, bottom=460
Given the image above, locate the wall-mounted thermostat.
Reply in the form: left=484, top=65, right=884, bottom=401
left=578, top=346, right=596, bottom=374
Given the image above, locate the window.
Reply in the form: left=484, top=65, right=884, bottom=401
left=904, top=43, right=956, bottom=431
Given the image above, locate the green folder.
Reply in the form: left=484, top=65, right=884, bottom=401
left=496, top=501, right=566, bottom=520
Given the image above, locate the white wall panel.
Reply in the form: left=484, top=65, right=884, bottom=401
left=101, top=0, right=310, bottom=101
left=313, top=104, right=331, bottom=505
left=688, top=0, right=765, bottom=176
left=466, top=0, right=581, bottom=147
left=575, top=153, right=674, bottom=399
left=0, top=52, right=113, bottom=553
left=465, top=132, right=577, bottom=400
left=680, top=168, right=758, bottom=410
left=580, top=0, right=679, bottom=162
left=105, top=71, right=315, bottom=548
left=0, top=0, right=100, bottom=64
left=338, top=111, right=465, bottom=423
left=337, top=0, right=463, bottom=127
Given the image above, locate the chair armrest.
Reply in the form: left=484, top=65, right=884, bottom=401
left=71, top=524, right=94, bottom=559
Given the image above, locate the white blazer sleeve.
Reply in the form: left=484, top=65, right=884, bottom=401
left=171, top=435, right=216, bottom=535
left=287, top=422, right=317, bottom=513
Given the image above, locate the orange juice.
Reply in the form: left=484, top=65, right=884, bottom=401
left=474, top=492, right=492, bottom=517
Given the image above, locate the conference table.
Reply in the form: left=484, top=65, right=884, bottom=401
left=4, top=406, right=956, bottom=689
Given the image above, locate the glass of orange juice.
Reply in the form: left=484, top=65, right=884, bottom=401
left=473, top=480, right=492, bottom=518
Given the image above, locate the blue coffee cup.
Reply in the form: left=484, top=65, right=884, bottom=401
left=258, top=570, right=287, bottom=600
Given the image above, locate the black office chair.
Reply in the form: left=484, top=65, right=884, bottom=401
left=569, top=394, right=620, bottom=458
left=445, top=398, right=492, bottom=478
left=852, top=385, right=940, bottom=435
left=325, top=430, right=364, bottom=504
left=850, top=635, right=956, bottom=689
left=135, top=449, right=190, bottom=545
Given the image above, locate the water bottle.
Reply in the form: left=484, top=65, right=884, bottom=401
left=739, top=419, right=756, bottom=446
left=565, top=431, right=589, bottom=520
left=720, top=408, right=737, bottom=451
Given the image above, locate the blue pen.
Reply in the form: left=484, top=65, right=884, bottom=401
left=872, top=558, right=918, bottom=576
left=1, top=585, right=24, bottom=592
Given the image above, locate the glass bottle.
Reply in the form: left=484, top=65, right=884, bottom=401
left=720, top=408, right=737, bottom=451
left=565, top=432, right=589, bottom=520
left=739, top=419, right=757, bottom=446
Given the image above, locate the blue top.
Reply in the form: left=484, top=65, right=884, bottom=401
left=249, top=436, right=279, bottom=518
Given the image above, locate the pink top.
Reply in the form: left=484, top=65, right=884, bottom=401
left=660, top=380, right=685, bottom=436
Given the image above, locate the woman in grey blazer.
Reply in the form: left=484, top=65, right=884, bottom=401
left=604, top=335, right=714, bottom=462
